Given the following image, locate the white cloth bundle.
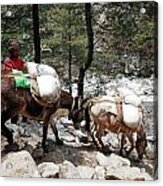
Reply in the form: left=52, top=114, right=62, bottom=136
left=122, top=103, right=143, bottom=129
left=116, top=87, right=143, bottom=129
left=37, top=75, right=61, bottom=103
left=117, top=87, right=142, bottom=107
left=26, top=62, right=58, bottom=78
left=90, top=96, right=117, bottom=116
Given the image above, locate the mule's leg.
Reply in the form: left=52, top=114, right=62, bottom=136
left=49, top=111, right=63, bottom=145
left=42, top=106, right=63, bottom=152
left=42, top=110, right=52, bottom=153
left=1, top=112, right=13, bottom=144
left=120, top=133, right=125, bottom=156
left=42, top=120, right=49, bottom=153
left=51, top=124, right=63, bottom=145
left=11, top=115, right=19, bottom=124
left=136, top=131, right=147, bottom=160
left=120, top=133, right=135, bottom=157
left=125, top=133, right=135, bottom=156
left=91, top=124, right=104, bottom=151
left=97, top=132, right=106, bottom=153
left=1, top=124, right=13, bottom=144
left=92, top=130, right=102, bottom=149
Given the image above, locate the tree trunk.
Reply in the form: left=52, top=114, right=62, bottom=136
left=32, top=4, right=41, bottom=63
left=68, top=7, right=72, bottom=94
left=77, top=3, right=94, bottom=99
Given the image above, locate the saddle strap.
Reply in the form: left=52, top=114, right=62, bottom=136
left=115, top=93, right=124, bottom=123
left=32, top=93, right=55, bottom=108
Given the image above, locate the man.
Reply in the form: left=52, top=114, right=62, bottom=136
left=3, top=39, right=26, bottom=73
left=3, top=39, right=27, bottom=123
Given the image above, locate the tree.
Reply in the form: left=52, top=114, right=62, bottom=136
left=1, top=5, right=33, bottom=59
left=77, top=3, right=94, bottom=99
left=1, top=2, right=156, bottom=78
left=68, top=7, right=72, bottom=94
left=32, top=4, right=41, bottom=63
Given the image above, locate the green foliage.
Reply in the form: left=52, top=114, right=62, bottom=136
left=1, top=2, right=156, bottom=77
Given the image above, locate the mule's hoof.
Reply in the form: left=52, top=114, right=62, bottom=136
left=7, top=137, right=13, bottom=145
left=96, top=146, right=104, bottom=153
left=56, top=139, right=63, bottom=145
left=5, top=143, right=19, bottom=152
left=43, top=146, right=49, bottom=153
left=119, top=150, right=123, bottom=156
left=42, top=142, right=49, bottom=153
left=102, top=148, right=110, bottom=155
left=138, top=154, right=144, bottom=160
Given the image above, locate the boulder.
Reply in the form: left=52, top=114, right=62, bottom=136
left=96, top=152, right=130, bottom=168
left=59, top=160, right=80, bottom=179
left=38, top=162, right=59, bottom=178
left=77, top=166, right=95, bottom=179
left=95, top=166, right=105, bottom=180
left=105, top=166, right=153, bottom=180
left=101, top=132, right=120, bottom=152
left=146, top=141, right=156, bottom=160
left=1, top=151, right=40, bottom=178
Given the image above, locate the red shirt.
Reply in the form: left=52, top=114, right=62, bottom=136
left=3, top=55, right=25, bottom=73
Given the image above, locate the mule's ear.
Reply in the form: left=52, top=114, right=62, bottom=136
left=68, top=108, right=81, bottom=121
left=78, top=96, right=83, bottom=108
left=80, top=97, right=90, bottom=110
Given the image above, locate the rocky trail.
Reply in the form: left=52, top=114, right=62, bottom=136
left=1, top=76, right=158, bottom=180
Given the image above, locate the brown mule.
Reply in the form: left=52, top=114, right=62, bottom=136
left=1, top=76, right=73, bottom=152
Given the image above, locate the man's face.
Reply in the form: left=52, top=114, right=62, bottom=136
left=11, top=49, right=19, bottom=57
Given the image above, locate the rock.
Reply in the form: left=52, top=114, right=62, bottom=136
left=59, top=117, right=74, bottom=125
left=143, top=161, right=157, bottom=179
left=96, top=152, right=130, bottom=168
left=128, top=148, right=138, bottom=161
left=59, top=160, right=80, bottom=179
left=1, top=150, right=40, bottom=177
left=32, top=148, right=44, bottom=159
left=116, top=73, right=124, bottom=79
left=60, top=133, right=76, bottom=142
left=105, top=166, right=153, bottom=180
left=75, top=130, right=87, bottom=138
left=77, top=166, right=95, bottom=179
left=80, top=120, right=86, bottom=127
left=75, top=130, right=89, bottom=144
left=24, top=144, right=34, bottom=154
left=95, top=166, right=105, bottom=180
left=146, top=142, right=156, bottom=160
left=27, top=134, right=41, bottom=149
left=38, top=162, right=59, bottom=178
left=101, top=132, right=120, bottom=151
left=1, top=136, right=8, bottom=152
left=6, top=123, right=18, bottom=132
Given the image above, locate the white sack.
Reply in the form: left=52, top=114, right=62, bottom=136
left=123, top=103, right=143, bottom=129
left=117, top=87, right=142, bottom=107
left=26, top=62, right=58, bottom=78
left=124, top=94, right=142, bottom=107
left=91, top=96, right=117, bottom=116
left=37, top=75, right=61, bottom=103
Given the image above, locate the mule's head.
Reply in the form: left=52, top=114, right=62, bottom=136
left=59, top=90, right=73, bottom=111
left=69, top=97, right=90, bottom=129
left=69, top=109, right=83, bottom=128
